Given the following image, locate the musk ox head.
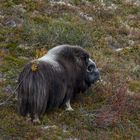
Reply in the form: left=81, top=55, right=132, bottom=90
left=18, top=45, right=100, bottom=123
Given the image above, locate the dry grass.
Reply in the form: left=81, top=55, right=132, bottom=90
left=0, top=0, right=140, bottom=139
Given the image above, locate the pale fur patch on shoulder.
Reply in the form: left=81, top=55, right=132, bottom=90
left=38, top=54, right=60, bottom=68
left=38, top=55, right=49, bottom=62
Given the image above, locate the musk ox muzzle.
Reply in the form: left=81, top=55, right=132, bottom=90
left=86, top=58, right=100, bottom=85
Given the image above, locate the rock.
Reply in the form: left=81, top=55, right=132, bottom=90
left=42, top=125, right=57, bottom=130
left=62, top=124, right=68, bottom=133
left=128, top=40, right=135, bottom=46
left=17, top=44, right=31, bottom=50
left=107, top=3, right=117, bottom=10
left=50, top=0, right=93, bottom=21
left=4, top=18, right=23, bottom=28
left=65, top=138, right=80, bottom=140
left=5, top=20, right=16, bottom=27
left=79, top=12, right=93, bottom=21
left=105, top=36, right=121, bottom=50
left=115, top=47, right=131, bottom=52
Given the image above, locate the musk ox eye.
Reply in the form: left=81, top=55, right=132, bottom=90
left=87, top=64, right=95, bottom=72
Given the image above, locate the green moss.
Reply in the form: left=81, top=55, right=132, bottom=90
left=128, top=80, right=140, bottom=93
left=4, top=56, right=26, bottom=66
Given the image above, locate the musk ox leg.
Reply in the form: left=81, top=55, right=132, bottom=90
left=65, top=100, right=74, bottom=111
left=32, top=114, right=41, bottom=124
left=26, top=113, right=32, bottom=122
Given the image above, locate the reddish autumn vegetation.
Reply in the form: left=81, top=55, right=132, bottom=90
left=0, top=0, right=140, bottom=139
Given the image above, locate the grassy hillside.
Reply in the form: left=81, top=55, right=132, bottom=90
left=0, top=0, right=140, bottom=139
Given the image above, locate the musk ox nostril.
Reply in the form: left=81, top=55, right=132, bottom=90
left=95, top=71, right=100, bottom=79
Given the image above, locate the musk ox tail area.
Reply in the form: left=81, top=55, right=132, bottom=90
left=17, top=60, right=50, bottom=119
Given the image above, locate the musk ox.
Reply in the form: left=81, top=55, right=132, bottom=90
left=17, top=45, right=100, bottom=123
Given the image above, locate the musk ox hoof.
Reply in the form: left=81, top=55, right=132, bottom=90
left=66, top=107, right=74, bottom=111
left=65, top=100, right=74, bottom=111
left=26, top=117, right=32, bottom=122
left=32, top=114, right=41, bottom=124
left=33, top=118, right=41, bottom=125
left=26, top=114, right=32, bottom=123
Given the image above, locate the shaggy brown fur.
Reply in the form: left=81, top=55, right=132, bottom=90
left=17, top=45, right=100, bottom=123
